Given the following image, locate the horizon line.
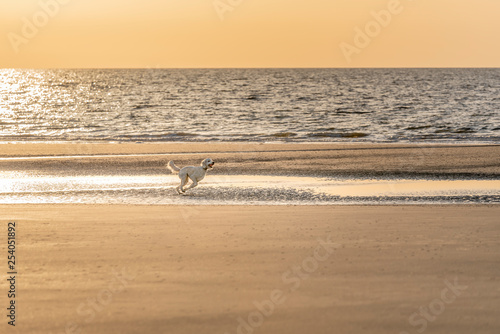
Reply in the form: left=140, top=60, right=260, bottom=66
left=2, top=66, right=500, bottom=70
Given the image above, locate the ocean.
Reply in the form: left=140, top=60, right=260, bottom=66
left=1, top=68, right=499, bottom=143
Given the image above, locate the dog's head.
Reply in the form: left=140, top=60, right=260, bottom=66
left=201, top=158, right=215, bottom=170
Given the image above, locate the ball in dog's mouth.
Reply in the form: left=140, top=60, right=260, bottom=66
left=209, top=163, right=215, bottom=168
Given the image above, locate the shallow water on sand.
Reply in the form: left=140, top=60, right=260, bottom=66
left=0, top=173, right=499, bottom=205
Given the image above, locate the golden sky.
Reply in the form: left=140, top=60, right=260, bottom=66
left=1, top=0, right=499, bottom=68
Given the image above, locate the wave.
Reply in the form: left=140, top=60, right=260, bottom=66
left=1, top=68, right=499, bottom=144
left=308, top=132, right=369, bottom=138
left=271, top=132, right=297, bottom=138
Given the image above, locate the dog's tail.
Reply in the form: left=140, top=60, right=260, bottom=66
left=167, top=160, right=181, bottom=174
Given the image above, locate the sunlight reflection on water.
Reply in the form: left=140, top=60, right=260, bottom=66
left=1, top=68, right=499, bottom=143
left=0, top=172, right=499, bottom=205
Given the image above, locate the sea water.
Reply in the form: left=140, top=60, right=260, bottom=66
left=1, top=68, right=499, bottom=143
left=0, top=172, right=498, bottom=205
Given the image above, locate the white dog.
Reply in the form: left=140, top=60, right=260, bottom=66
left=167, top=158, right=215, bottom=194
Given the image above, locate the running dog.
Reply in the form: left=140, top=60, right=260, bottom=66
left=167, top=158, right=215, bottom=194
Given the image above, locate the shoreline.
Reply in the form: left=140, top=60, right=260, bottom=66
left=1, top=141, right=499, bottom=156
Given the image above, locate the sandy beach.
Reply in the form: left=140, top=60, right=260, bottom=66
left=0, top=143, right=499, bottom=333
left=0, top=205, right=498, bottom=334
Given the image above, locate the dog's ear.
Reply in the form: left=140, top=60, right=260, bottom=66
left=201, top=159, right=208, bottom=168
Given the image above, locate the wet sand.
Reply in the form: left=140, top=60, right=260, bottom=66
left=0, top=143, right=499, bottom=333
left=1, top=142, right=499, bottom=177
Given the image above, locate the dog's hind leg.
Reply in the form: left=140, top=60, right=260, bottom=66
left=180, top=175, right=190, bottom=193
left=176, top=174, right=189, bottom=194
left=183, top=177, right=198, bottom=191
